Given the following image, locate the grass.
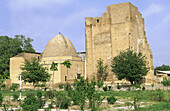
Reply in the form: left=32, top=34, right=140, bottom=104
left=100, top=90, right=170, bottom=102
left=137, top=102, right=170, bottom=111
left=0, top=89, right=170, bottom=110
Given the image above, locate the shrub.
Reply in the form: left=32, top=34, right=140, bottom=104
left=142, top=86, right=145, bottom=90
left=97, top=80, right=103, bottom=88
left=35, top=84, right=45, bottom=88
left=58, top=84, right=64, bottom=89
left=45, top=91, right=55, bottom=99
left=0, top=93, right=3, bottom=106
left=9, top=83, right=19, bottom=91
left=107, top=96, right=117, bottom=104
left=108, top=86, right=112, bottom=91
left=103, top=85, right=107, bottom=91
left=20, top=92, right=39, bottom=111
left=127, top=86, right=131, bottom=91
left=117, top=84, right=121, bottom=90
left=64, top=83, right=72, bottom=92
left=135, top=83, right=141, bottom=89
left=56, top=93, right=71, bottom=109
left=149, top=89, right=164, bottom=102
left=38, top=99, right=46, bottom=109
left=13, top=94, right=19, bottom=101
left=37, top=91, right=42, bottom=99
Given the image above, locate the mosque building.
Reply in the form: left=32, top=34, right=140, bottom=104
left=9, top=2, right=155, bottom=88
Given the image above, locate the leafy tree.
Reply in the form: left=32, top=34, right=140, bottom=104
left=69, top=77, right=104, bottom=110
left=20, top=58, right=50, bottom=89
left=50, top=62, right=58, bottom=89
left=96, top=58, right=108, bottom=81
left=161, top=77, right=170, bottom=87
left=9, top=83, right=19, bottom=91
left=0, top=35, right=35, bottom=79
left=20, top=92, right=39, bottom=111
left=154, top=65, right=170, bottom=75
left=62, top=60, right=72, bottom=81
left=62, top=60, right=72, bottom=68
left=111, top=48, right=149, bottom=85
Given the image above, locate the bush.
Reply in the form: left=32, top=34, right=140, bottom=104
left=103, top=85, right=107, bottom=91
left=117, top=84, right=121, bottom=90
left=13, top=94, right=19, bottom=101
left=56, top=93, right=71, bottom=109
left=35, top=84, right=45, bottom=88
left=149, top=89, right=164, bottom=102
left=58, top=84, right=64, bottom=89
left=135, top=84, right=141, bottom=89
left=97, top=80, right=103, bottom=88
left=127, top=86, right=131, bottom=91
left=107, top=96, right=117, bottom=104
left=9, top=83, right=19, bottom=91
left=38, top=99, right=46, bottom=109
left=45, top=91, right=55, bottom=99
left=20, top=92, right=39, bottom=111
left=142, top=86, right=145, bottom=90
left=0, top=93, right=3, bottom=106
left=64, top=83, right=72, bottom=92
left=108, top=86, right=112, bottom=91
left=37, top=91, right=42, bottom=99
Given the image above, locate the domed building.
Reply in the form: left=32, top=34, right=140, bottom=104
left=40, top=34, right=85, bottom=87
left=10, top=34, right=85, bottom=88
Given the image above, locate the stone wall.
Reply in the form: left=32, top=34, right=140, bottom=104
left=85, top=2, right=154, bottom=84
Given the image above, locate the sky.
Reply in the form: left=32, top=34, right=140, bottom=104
left=0, top=0, right=170, bottom=67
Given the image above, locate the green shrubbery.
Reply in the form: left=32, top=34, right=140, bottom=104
left=13, top=94, right=19, bottom=101
left=107, top=96, right=117, bottom=104
left=58, top=84, right=64, bottom=90
left=56, top=92, right=71, bottom=109
left=45, top=90, right=55, bottom=99
left=103, top=85, right=107, bottom=91
left=20, top=92, right=39, bottom=111
left=9, top=83, right=19, bottom=91
left=0, top=93, right=3, bottom=106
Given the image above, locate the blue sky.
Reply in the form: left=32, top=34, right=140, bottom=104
left=0, top=0, right=170, bottom=67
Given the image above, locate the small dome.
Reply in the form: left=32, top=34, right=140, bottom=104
left=42, top=34, right=78, bottom=57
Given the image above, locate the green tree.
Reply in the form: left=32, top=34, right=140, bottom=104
left=70, top=77, right=104, bottom=111
left=62, top=60, right=72, bottom=80
left=96, top=58, right=108, bottom=81
left=0, top=35, right=35, bottom=79
left=50, top=62, right=58, bottom=89
left=20, top=58, right=50, bottom=89
left=62, top=60, right=72, bottom=68
left=154, top=64, right=170, bottom=75
left=111, top=48, right=149, bottom=85
left=20, top=92, right=39, bottom=111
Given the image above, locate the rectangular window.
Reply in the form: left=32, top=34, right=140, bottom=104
left=65, top=76, right=67, bottom=81
left=77, top=74, right=81, bottom=79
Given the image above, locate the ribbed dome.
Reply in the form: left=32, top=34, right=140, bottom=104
left=42, top=34, right=78, bottom=57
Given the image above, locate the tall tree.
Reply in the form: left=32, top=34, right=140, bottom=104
left=0, top=35, right=35, bottom=79
left=154, top=65, right=170, bottom=75
left=20, top=58, right=50, bottom=89
left=96, top=58, right=108, bottom=81
left=111, top=48, right=149, bottom=85
left=50, top=62, right=58, bottom=89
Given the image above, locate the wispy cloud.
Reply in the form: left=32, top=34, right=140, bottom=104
left=142, top=3, right=164, bottom=16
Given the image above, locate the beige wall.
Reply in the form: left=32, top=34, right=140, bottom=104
left=85, top=2, right=154, bottom=84
left=40, top=56, right=85, bottom=86
left=10, top=52, right=41, bottom=85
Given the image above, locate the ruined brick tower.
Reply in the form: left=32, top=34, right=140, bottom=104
left=85, top=2, right=154, bottom=84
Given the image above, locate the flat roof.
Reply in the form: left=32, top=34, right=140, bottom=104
left=156, top=71, right=170, bottom=74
